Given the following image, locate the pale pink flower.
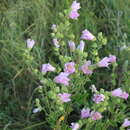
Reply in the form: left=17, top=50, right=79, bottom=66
left=120, top=92, right=129, bottom=99
left=41, top=63, right=55, bottom=73
left=77, top=40, right=85, bottom=52
left=58, top=93, right=71, bottom=102
left=98, top=55, right=116, bottom=67
left=98, top=57, right=110, bottom=67
left=81, top=29, right=95, bottom=40
left=122, top=119, right=130, bottom=127
left=71, top=1, right=81, bottom=11
left=108, top=55, right=116, bottom=63
left=64, top=62, right=75, bottom=74
left=81, top=108, right=90, bottom=118
left=111, top=88, right=129, bottom=100
left=68, top=41, right=76, bottom=51
left=69, top=1, right=80, bottom=20
left=70, top=122, right=80, bottom=130
left=93, top=94, right=105, bottom=104
left=111, top=88, right=122, bottom=97
left=52, top=38, right=60, bottom=48
left=90, top=111, right=102, bottom=120
left=69, top=10, right=79, bottom=20
left=54, top=72, right=70, bottom=86
left=80, top=61, right=93, bottom=75
left=27, top=39, right=35, bottom=49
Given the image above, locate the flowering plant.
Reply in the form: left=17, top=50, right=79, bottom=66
left=28, top=1, right=130, bottom=130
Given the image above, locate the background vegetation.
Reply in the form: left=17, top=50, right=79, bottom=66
left=0, top=0, right=130, bottom=129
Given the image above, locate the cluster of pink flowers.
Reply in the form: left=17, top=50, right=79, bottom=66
left=92, top=94, right=105, bottom=104
left=52, top=54, right=117, bottom=86
left=81, top=108, right=102, bottom=120
left=68, top=41, right=116, bottom=76
left=71, top=109, right=102, bottom=128
left=30, top=1, right=130, bottom=129
left=111, top=88, right=129, bottom=99
left=54, top=62, right=76, bottom=86
left=69, top=1, right=80, bottom=20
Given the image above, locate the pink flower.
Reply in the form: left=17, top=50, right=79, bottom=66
left=64, top=62, right=75, bottom=74
left=27, top=39, right=35, bottom=49
left=54, top=72, right=70, bottom=86
left=98, top=55, right=116, bottom=67
left=81, top=108, right=90, bottom=118
left=52, top=38, right=60, bottom=48
left=111, top=88, right=122, bottom=97
left=90, top=111, right=102, bottom=120
left=77, top=40, right=85, bottom=52
left=70, top=123, right=80, bottom=130
left=41, top=63, right=55, bottom=73
left=111, top=88, right=129, bottom=100
left=68, top=41, right=76, bottom=51
left=122, top=119, right=130, bottom=127
left=80, top=61, right=93, bottom=75
left=98, top=57, right=110, bottom=67
left=81, top=29, right=95, bottom=40
left=69, top=10, right=80, bottom=20
left=108, top=55, right=116, bottom=63
left=58, top=93, right=71, bottom=102
left=93, top=94, right=105, bottom=104
left=120, top=92, right=129, bottom=99
left=71, top=1, right=81, bottom=11
left=69, top=1, right=80, bottom=20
